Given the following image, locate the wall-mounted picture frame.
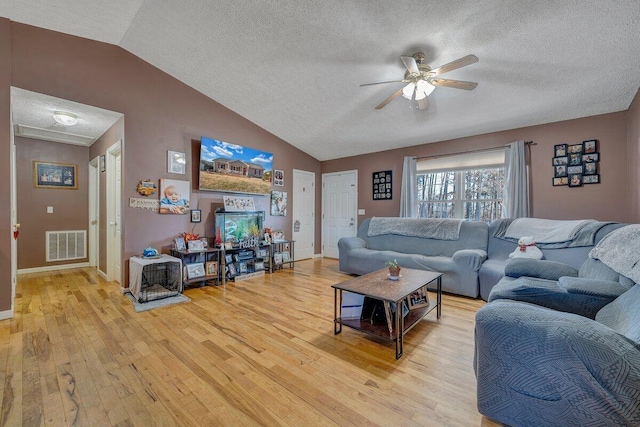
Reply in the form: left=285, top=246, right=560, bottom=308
left=168, top=150, right=186, bottom=174
left=159, top=179, right=190, bottom=214
left=583, top=139, right=597, bottom=154
left=186, top=263, right=205, bottom=279
left=583, top=174, right=600, bottom=184
left=100, top=155, right=106, bottom=172
left=273, top=169, right=284, bottom=186
left=568, top=174, right=583, bottom=187
left=568, top=144, right=583, bottom=154
left=33, top=161, right=78, bottom=190
left=583, top=162, right=597, bottom=175
left=554, top=144, right=567, bottom=157
left=174, top=237, right=186, bottom=251
left=583, top=153, right=599, bottom=162
left=372, top=170, right=392, bottom=200
left=554, top=165, right=567, bottom=177
left=552, top=177, right=568, bottom=186
left=568, top=152, right=582, bottom=165
left=223, top=195, right=256, bottom=212
left=552, top=156, right=568, bottom=166
left=190, top=209, right=202, bottom=223
left=270, top=191, right=287, bottom=216
left=205, top=261, right=218, bottom=276
left=567, top=165, right=583, bottom=175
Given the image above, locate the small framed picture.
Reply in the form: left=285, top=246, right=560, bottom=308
left=568, top=152, right=582, bottom=165
left=273, top=169, right=284, bottom=186
left=583, top=174, right=600, bottom=184
left=33, top=161, right=78, bottom=189
left=199, top=237, right=209, bottom=248
left=552, top=177, right=568, bottom=186
left=186, top=263, right=205, bottom=279
left=274, top=253, right=283, bottom=265
left=554, top=144, right=567, bottom=157
left=205, top=261, right=218, bottom=276
left=254, top=261, right=265, bottom=271
left=187, top=239, right=205, bottom=251
left=190, top=209, right=201, bottom=223
left=583, top=153, right=599, bottom=162
left=583, top=139, right=597, bottom=154
left=256, top=248, right=268, bottom=258
left=174, top=237, right=186, bottom=251
left=552, top=156, right=568, bottom=166
left=583, top=162, right=597, bottom=175
left=282, top=252, right=291, bottom=262
left=225, top=254, right=233, bottom=264
left=567, top=165, right=583, bottom=175
left=568, top=174, right=583, bottom=187
left=168, top=150, right=186, bottom=174
left=554, top=165, right=567, bottom=177
left=239, top=262, right=248, bottom=273
left=568, top=144, right=583, bottom=154
left=407, top=286, right=429, bottom=309
left=227, top=263, right=237, bottom=276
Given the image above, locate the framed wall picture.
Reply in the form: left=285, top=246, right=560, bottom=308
left=100, top=155, right=106, bottom=172
left=552, top=177, right=568, bottom=186
left=372, top=170, right=392, bottom=200
left=159, top=179, right=190, bottom=214
left=190, top=209, right=202, bottom=223
left=223, top=196, right=256, bottom=212
left=168, top=150, right=186, bottom=174
left=568, top=173, right=583, bottom=187
left=553, top=144, right=567, bottom=157
left=273, top=169, right=284, bottom=186
left=33, top=161, right=78, bottom=189
left=174, top=237, right=186, bottom=251
left=270, top=191, right=287, bottom=216
left=583, top=174, right=600, bottom=184
left=583, top=139, right=597, bottom=154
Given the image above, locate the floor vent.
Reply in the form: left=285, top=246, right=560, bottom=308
left=46, top=230, right=87, bottom=262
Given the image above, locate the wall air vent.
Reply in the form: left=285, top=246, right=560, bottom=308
left=15, top=124, right=95, bottom=146
left=46, top=230, right=87, bottom=262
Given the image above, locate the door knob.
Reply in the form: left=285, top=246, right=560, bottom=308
left=109, top=221, right=117, bottom=226
left=91, top=220, right=97, bottom=225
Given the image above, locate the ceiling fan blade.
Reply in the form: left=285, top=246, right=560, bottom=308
left=430, top=54, right=478, bottom=76
left=375, top=88, right=404, bottom=109
left=417, top=96, right=429, bottom=110
left=401, top=55, right=419, bottom=74
left=430, top=78, right=478, bottom=90
left=360, top=80, right=405, bottom=87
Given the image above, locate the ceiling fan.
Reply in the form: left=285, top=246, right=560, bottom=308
left=361, top=52, right=479, bottom=110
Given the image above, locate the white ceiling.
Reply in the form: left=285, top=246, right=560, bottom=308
left=2, top=1, right=640, bottom=161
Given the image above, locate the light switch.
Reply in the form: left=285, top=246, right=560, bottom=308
left=47, top=206, right=53, bottom=213
left=358, top=209, right=365, bottom=215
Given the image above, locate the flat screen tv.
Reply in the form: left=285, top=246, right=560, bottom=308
left=199, top=136, right=273, bottom=194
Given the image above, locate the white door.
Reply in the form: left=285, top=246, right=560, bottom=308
left=88, top=157, right=99, bottom=267
left=292, top=169, right=315, bottom=260
left=322, top=170, right=357, bottom=258
left=106, top=141, right=122, bottom=284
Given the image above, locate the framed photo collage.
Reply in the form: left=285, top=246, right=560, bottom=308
left=552, top=139, right=600, bottom=187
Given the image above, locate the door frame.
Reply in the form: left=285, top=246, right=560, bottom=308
left=88, top=156, right=100, bottom=268
left=5, top=113, right=17, bottom=319
left=106, top=140, right=122, bottom=283
left=321, top=169, right=358, bottom=258
left=292, top=169, right=315, bottom=260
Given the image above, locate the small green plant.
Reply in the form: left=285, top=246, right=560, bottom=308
left=385, top=259, right=399, bottom=269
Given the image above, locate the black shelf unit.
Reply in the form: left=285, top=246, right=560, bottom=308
left=170, top=246, right=223, bottom=287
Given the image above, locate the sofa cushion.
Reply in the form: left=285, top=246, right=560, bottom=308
left=504, top=258, right=579, bottom=281
left=596, top=285, right=640, bottom=343
left=558, top=276, right=628, bottom=298
left=578, top=258, right=620, bottom=281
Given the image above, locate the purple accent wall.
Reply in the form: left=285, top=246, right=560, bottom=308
left=15, top=137, right=89, bottom=268
left=323, top=111, right=634, bottom=225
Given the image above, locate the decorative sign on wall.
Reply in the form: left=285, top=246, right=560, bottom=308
left=372, top=170, right=392, bottom=200
left=552, top=140, right=600, bottom=187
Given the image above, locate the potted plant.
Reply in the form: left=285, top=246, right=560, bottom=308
left=385, top=259, right=401, bottom=278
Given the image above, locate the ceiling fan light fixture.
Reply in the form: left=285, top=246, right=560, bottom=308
left=416, top=80, right=435, bottom=98
left=401, top=83, right=416, bottom=99
left=52, top=111, right=78, bottom=126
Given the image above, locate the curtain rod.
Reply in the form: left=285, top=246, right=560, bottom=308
left=416, top=141, right=535, bottom=161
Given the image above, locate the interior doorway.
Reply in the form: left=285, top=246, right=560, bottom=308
left=106, top=140, right=122, bottom=284
left=322, top=170, right=358, bottom=259
left=292, top=169, right=315, bottom=260
left=88, top=156, right=100, bottom=268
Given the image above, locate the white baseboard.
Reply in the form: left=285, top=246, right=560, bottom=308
left=18, top=262, right=91, bottom=275
left=98, top=269, right=108, bottom=281
left=0, top=309, right=14, bottom=320
left=312, top=253, right=323, bottom=258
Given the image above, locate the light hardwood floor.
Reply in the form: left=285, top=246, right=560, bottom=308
left=1, top=258, right=499, bottom=426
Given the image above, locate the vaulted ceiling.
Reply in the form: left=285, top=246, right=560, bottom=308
left=2, top=1, right=640, bottom=161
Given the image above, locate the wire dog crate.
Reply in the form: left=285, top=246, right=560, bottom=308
left=129, top=255, right=182, bottom=303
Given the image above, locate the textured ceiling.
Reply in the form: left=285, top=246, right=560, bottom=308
left=2, top=1, right=640, bottom=160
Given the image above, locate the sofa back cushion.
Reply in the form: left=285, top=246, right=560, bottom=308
left=596, top=284, right=640, bottom=343
left=358, top=218, right=488, bottom=257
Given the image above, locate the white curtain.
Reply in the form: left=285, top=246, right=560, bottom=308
left=502, top=140, right=530, bottom=218
left=399, top=156, right=417, bottom=217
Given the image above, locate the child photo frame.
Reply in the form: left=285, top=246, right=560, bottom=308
left=159, top=179, right=190, bottom=214
left=190, top=209, right=201, bottom=223
left=205, top=261, right=218, bottom=276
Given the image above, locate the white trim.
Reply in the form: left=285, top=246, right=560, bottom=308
left=18, top=262, right=91, bottom=275
left=106, top=140, right=122, bottom=283
left=292, top=169, right=315, bottom=260
left=0, top=310, right=14, bottom=321
left=98, top=269, right=108, bottom=281
left=9, top=97, right=16, bottom=319
left=88, top=156, right=100, bottom=267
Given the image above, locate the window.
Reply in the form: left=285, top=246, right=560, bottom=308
left=416, top=149, right=505, bottom=221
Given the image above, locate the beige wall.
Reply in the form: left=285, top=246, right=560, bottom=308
left=0, top=19, right=10, bottom=312
left=323, top=111, right=632, bottom=224
left=627, top=89, right=640, bottom=222
left=15, top=137, right=89, bottom=268
left=3, top=21, right=322, bottom=295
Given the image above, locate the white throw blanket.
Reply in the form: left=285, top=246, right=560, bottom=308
left=367, top=217, right=463, bottom=240
left=589, top=224, right=640, bottom=284
left=504, top=218, right=591, bottom=243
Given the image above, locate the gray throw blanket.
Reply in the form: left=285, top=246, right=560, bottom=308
left=493, top=218, right=613, bottom=248
left=367, top=217, right=463, bottom=240
left=589, top=225, right=640, bottom=284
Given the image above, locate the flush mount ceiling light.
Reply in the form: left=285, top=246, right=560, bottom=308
left=52, top=111, right=78, bottom=126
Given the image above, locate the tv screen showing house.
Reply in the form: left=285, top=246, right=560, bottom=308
left=199, top=136, right=273, bottom=194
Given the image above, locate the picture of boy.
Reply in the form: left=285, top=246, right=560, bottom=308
left=159, top=180, right=190, bottom=214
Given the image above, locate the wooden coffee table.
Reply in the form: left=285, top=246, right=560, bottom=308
left=332, top=268, right=442, bottom=359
